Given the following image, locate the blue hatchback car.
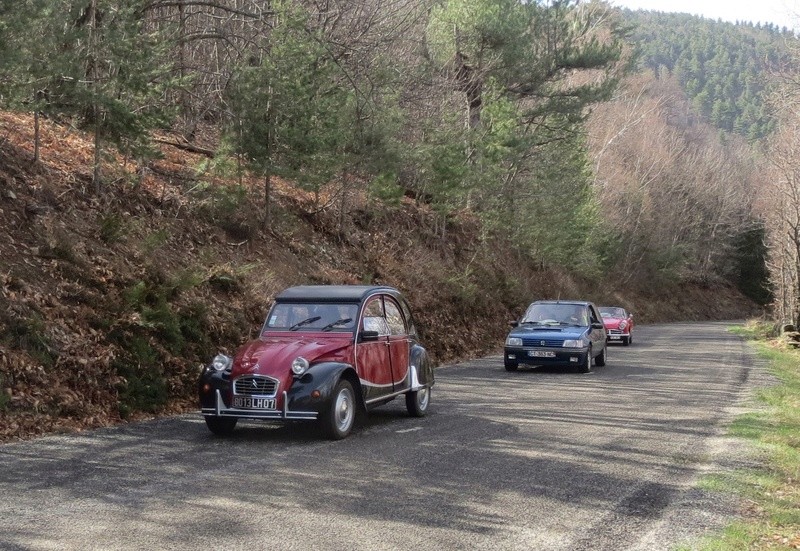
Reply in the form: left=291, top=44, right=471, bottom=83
left=504, top=300, right=607, bottom=373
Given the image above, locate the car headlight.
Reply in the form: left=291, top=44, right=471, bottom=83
left=618, top=321, right=628, bottom=330
left=562, top=339, right=588, bottom=348
left=291, top=356, right=310, bottom=376
left=506, top=337, right=522, bottom=347
left=211, top=353, right=232, bottom=372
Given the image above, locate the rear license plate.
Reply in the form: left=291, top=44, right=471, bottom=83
left=232, top=396, right=275, bottom=409
left=528, top=350, right=556, bottom=358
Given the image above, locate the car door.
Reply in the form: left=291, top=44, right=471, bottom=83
left=587, top=305, right=606, bottom=354
left=355, top=296, right=394, bottom=402
left=384, top=296, right=410, bottom=389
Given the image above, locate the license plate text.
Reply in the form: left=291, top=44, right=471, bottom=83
left=232, top=396, right=276, bottom=409
left=528, top=350, right=556, bottom=358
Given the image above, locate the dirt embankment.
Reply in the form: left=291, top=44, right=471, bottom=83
left=0, top=112, right=760, bottom=441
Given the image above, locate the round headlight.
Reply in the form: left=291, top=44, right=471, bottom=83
left=618, top=321, right=628, bottom=330
left=211, top=353, right=232, bottom=372
left=506, top=337, right=523, bottom=347
left=291, top=357, right=310, bottom=376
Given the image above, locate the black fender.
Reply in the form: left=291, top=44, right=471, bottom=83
left=287, top=361, right=365, bottom=413
left=410, top=344, right=434, bottom=388
left=198, top=367, right=232, bottom=409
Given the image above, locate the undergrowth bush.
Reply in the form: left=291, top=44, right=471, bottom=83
left=0, top=376, right=8, bottom=411
left=111, top=333, right=168, bottom=418
left=99, top=212, right=126, bottom=244
left=111, top=271, right=215, bottom=416
left=194, top=185, right=256, bottom=241
left=1, top=313, right=58, bottom=368
left=143, top=229, right=169, bottom=254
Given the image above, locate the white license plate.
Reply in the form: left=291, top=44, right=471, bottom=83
left=528, top=350, right=556, bottom=358
left=232, top=396, right=276, bottom=409
left=609, top=335, right=621, bottom=340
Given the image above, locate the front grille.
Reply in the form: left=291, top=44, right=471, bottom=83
left=608, top=329, right=622, bottom=335
left=521, top=337, right=563, bottom=348
left=233, top=375, right=279, bottom=397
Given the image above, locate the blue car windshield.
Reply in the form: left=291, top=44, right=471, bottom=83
left=521, top=304, right=589, bottom=326
left=264, top=303, right=359, bottom=332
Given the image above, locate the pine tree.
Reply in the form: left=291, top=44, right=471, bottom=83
left=225, top=2, right=352, bottom=227
left=2, top=1, right=176, bottom=189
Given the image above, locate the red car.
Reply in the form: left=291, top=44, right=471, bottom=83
left=598, top=306, right=634, bottom=345
left=199, top=285, right=434, bottom=439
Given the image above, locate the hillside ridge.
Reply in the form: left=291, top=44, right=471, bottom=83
left=0, top=112, right=759, bottom=441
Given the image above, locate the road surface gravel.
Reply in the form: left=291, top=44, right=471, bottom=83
left=0, top=321, right=769, bottom=550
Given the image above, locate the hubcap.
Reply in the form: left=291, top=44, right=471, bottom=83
left=334, top=388, right=354, bottom=432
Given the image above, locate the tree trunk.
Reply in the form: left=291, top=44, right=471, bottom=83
left=338, top=168, right=350, bottom=238
left=263, top=82, right=275, bottom=229
left=33, top=111, right=40, bottom=164
left=264, top=172, right=272, bottom=229
left=89, top=0, right=101, bottom=193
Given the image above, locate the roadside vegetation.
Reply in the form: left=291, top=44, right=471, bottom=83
left=687, top=322, right=800, bottom=550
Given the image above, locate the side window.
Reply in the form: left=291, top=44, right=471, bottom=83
left=588, top=306, right=599, bottom=324
left=384, top=299, right=407, bottom=336
left=362, top=298, right=389, bottom=336
left=399, top=299, right=417, bottom=336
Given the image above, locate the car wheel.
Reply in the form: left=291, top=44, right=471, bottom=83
left=320, top=379, right=356, bottom=440
left=504, top=359, right=519, bottom=371
left=626, top=334, right=632, bottom=345
left=579, top=346, right=592, bottom=373
left=595, top=345, right=606, bottom=367
left=205, top=416, right=237, bottom=436
left=406, top=386, right=430, bottom=417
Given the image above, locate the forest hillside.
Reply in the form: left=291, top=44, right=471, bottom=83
left=0, top=110, right=757, bottom=441
left=0, top=0, right=777, bottom=441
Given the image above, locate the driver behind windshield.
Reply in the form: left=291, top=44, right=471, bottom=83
left=523, top=304, right=588, bottom=326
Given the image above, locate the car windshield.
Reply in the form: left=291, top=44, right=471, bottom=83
left=599, top=307, right=626, bottom=318
left=521, top=304, right=589, bottom=326
left=264, top=302, right=358, bottom=332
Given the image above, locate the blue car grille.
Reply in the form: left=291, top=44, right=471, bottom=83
left=521, top=337, right=564, bottom=348
left=233, top=375, right=279, bottom=397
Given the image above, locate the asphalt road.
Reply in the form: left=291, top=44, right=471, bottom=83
left=0, top=321, right=765, bottom=551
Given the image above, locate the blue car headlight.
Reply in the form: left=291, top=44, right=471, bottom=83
left=562, top=338, right=588, bottom=348
left=506, top=337, right=522, bottom=347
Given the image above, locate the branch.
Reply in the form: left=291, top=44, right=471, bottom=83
left=154, top=138, right=215, bottom=158
left=143, top=0, right=271, bottom=19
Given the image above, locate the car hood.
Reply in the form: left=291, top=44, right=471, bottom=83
left=508, top=325, right=588, bottom=339
left=231, top=333, right=352, bottom=378
left=602, top=318, right=624, bottom=329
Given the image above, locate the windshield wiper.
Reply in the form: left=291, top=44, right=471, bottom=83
left=289, top=316, right=321, bottom=331
left=321, top=318, right=353, bottom=331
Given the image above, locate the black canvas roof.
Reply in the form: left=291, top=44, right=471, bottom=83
left=275, top=285, right=399, bottom=303
left=533, top=300, right=592, bottom=306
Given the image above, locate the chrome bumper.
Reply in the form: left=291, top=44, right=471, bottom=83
left=201, top=389, right=318, bottom=420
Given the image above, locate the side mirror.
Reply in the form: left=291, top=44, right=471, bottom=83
left=509, top=320, right=520, bottom=328
left=591, top=322, right=604, bottom=330
left=359, top=330, right=380, bottom=342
